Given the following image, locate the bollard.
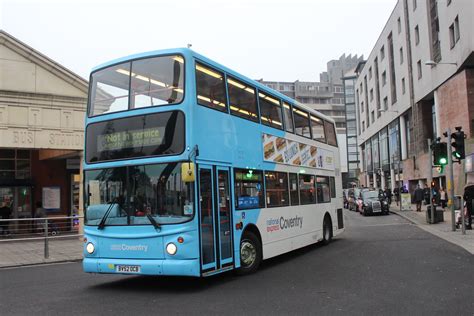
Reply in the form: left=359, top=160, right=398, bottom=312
left=44, top=218, right=49, bottom=259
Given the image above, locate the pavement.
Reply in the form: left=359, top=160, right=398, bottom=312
left=0, top=236, right=83, bottom=268
left=389, top=203, right=474, bottom=254
left=0, top=204, right=472, bottom=269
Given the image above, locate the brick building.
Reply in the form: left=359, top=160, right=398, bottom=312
left=355, top=0, right=474, bottom=195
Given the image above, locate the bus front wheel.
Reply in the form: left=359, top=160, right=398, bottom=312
left=235, top=231, right=262, bottom=275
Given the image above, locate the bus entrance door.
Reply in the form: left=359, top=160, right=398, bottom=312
left=198, top=165, right=233, bottom=274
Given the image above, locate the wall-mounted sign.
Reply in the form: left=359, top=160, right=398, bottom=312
left=465, top=154, right=473, bottom=173
left=262, top=133, right=335, bottom=170
left=42, top=187, right=60, bottom=210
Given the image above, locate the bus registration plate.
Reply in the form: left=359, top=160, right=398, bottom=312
left=116, top=265, right=141, bottom=273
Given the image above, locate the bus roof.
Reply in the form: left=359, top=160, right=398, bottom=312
left=91, top=48, right=335, bottom=124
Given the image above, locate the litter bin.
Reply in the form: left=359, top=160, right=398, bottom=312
left=426, top=205, right=444, bottom=224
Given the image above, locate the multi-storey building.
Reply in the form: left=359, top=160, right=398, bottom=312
left=356, top=0, right=474, bottom=195
left=259, top=54, right=363, bottom=188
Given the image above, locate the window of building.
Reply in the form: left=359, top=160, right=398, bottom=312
left=227, top=76, right=258, bottom=122
left=324, top=120, right=338, bottom=147
left=383, top=97, right=388, bottom=111
left=398, top=17, right=402, bottom=33
left=447, top=0, right=451, bottom=5
left=282, top=102, right=294, bottom=133
left=259, top=92, right=283, bottom=130
left=361, top=101, right=364, bottom=113
left=293, top=107, right=311, bottom=138
left=371, top=110, right=375, bottom=123
left=413, top=0, right=417, bottom=10
left=316, top=177, right=331, bottom=203
left=265, top=171, right=289, bottom=207
left=382, top=71, right=387, bottom=86
left=299, top=174, right=315, bottom=205
left=417, top=60, right=422, bottom=79
left=360, top=83, right=363, bottom=93
left=449, top=16, right=460, bottom=48
left=0, top=149, right=31, bottom=180
left=415, top=25, right=420, bottom=45
left=369, top=67, right=373, bottom=80
left=234, top=169, right=264, bottom=210
left=195, top=63, right=227, bottom=112
left=310, top=115, right=326, bottom=143
left=400, top=47, right=404, bottom=64
left=370, top=89, right=374, bottom=101
left=289, top=173, right=299, bottom=206
left=380, top=46, right=385, bottom=60
left=402, top=78, right=406, bottom=94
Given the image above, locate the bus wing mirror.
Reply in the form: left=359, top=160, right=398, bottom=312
left=181, top=163, right=195, bottom=182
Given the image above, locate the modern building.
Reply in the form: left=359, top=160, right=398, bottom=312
left=259, top=54, right=363, bottom=188
left=355, top=0, right=474, bottom=195
left=342, top=69, right=359, bottom=187
left=0, top=30, right=88, bottom=226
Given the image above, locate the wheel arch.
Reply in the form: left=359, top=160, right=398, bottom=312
left=241, top=224, right=262, bottom=245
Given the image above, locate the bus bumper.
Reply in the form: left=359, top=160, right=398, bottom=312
left=83, top=257, right=201, bottom=277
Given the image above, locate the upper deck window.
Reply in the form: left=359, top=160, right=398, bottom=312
left=89, top=55, right=184, bottom=117
left=310, top=115, right=326, bottom=143
left=324, top=120, right=338, bottom=147
left=282, top=102, right=294, bottom=133
left=259, top=92, right=283, bottom=130
left=227, top=77, right=258, bottom=122
left=195, top=63, right=227, bottom=112
left=293, top=107, right=311, bottom=138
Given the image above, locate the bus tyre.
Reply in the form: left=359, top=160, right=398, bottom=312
left=322, top=217, right=333, bottom=245
left=236, top=231, right=262, bottom=275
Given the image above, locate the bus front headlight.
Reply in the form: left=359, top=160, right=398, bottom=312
left=166, top=242, right=177, bottom=255
left=86, top=242, right=95, bottom=254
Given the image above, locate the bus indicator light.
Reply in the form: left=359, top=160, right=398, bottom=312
left=177, top=237, right=184, bottom=244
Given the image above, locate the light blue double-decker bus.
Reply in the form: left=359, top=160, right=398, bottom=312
left=82, top=48, right=344, bottom=277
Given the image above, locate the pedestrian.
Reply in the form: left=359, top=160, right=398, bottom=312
left=439, top=187, right=447, bottom=210
left=463, top=183, right=473, bottom=230
left=35, top=201, right=46, bottom=233
left=0, top=201, right=12, bottom=235
left=423, top=184, right=430, bottom=205
left=385, top=187, right=393, bottom=205
left=414, top=184, right=424, bottom=212
left=393, top=186, right=400, bottom=206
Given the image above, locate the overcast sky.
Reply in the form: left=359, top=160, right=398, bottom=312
left=1, top=0, right=396, bottom=82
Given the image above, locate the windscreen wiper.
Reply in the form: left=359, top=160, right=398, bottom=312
left=146, top=214, right=161, bottom=229
left=98, top=198, right=119, bottom=230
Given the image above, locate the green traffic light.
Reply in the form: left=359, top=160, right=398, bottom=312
left=439, top=157, right=447, bottom=165
left=454, top=152, right=461, bottom=159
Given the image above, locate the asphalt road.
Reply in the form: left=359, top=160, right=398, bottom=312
left=1, top=210, right=473, bottom=315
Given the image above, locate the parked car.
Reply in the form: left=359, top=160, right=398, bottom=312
left=359, top=190, right=389, bottom=216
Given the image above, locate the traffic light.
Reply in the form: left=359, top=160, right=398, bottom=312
left=431, top=141, right=448, bottom=166
left=451, top=127, right=466, bottom=161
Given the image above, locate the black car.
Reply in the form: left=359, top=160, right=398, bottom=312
left=359, top=190, right=389, bottom=216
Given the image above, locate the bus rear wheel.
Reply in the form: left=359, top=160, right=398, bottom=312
left=235, top=231, right=262, bottom=275
left=322, top=216, right=333, bottom=245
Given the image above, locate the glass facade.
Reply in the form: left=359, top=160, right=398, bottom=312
left=343, top=76, right=359, bottom=187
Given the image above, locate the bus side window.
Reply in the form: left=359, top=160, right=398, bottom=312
left=299, top=174, right=316, bottom=204
left=289, top=173, right=299, bottom=206
left=259, top=92, right=283, bottom=130
left=265, top=171, right=289, bottom=207
left=195, top=62, right=228, bottom=112
left=227, top=77, right=258, bottom=123
left=329, top=177, right=336, bottom=199
left=316, top=176, right=331, bottom=203
left=293, top=108, right=311, bottom=139
left=310, top=115, right=326, bottom=143
left=234, top=169, right=265, bottom=210
left=324, top=120, right=338, bottom=147
left=282, top=102, right=295, bottom=133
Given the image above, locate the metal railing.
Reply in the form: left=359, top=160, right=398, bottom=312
left=0, top=216, right=83, bottom=259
